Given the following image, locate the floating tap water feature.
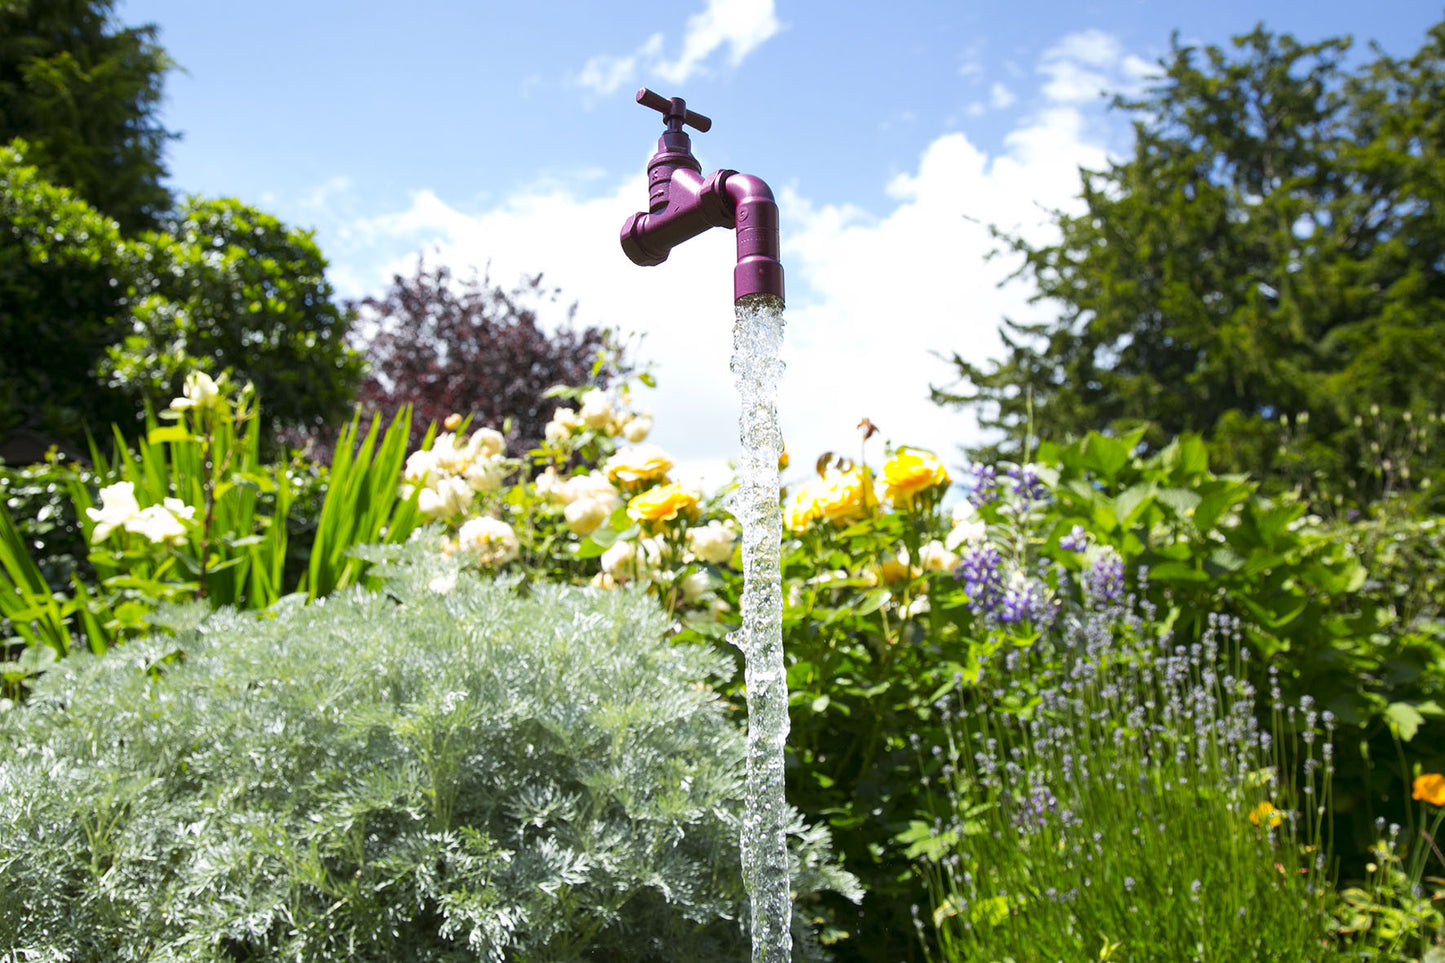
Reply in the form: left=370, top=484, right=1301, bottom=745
left=620, top=88, right=785, bottom=304
left=621, top=88, right=792, bottom=963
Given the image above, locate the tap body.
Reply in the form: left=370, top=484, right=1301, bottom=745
left=620, top=90, right=784, bottom=304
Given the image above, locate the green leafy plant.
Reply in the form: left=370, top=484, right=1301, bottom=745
left=0, top=547, right=859, bottom=961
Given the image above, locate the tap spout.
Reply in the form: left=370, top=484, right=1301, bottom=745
left=620, top=169, right=784, bottom=304
left=724, top=172, right=784, bottom=305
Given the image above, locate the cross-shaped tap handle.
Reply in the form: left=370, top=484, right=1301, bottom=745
left=636, top=88, right=712, bottom=133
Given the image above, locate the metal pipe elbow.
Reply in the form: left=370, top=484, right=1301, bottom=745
left=723, top=173, right=784, bottom=304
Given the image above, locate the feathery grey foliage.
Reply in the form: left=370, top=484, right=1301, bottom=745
left=0, top=547, right=859, bottom=961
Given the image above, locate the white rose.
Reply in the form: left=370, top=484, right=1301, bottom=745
left=686, top=519, right=737, bottom=565
left=622, top=413, right=653, bottom=443
left=579, top=389, right=614, bottom=430
left=918, top=539, right=959, bottom=572
left=403, top=448, right=438, bottom=484
left=466, top=428, right=506, bottom=459
left=535, top=467, right=566, bottom=502
left=565, top=496, right=612, bottom=537
left=679, top=569, right=711, bottom=602
left=418, top=476, right=474, bottom=520
left=457, top=516, right=519, bottom=566
left=561, top=470, right=619, bottom=507
left=463, top=454, right=506, bottom=493
left=429, top=433, right=468, bottom=474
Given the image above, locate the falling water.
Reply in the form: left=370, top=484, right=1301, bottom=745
left=728, top=292, right=791, bottom=963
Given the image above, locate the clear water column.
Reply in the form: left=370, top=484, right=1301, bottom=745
left=616, top=86, right=793, bottom=962
left=729, top=292, right=791, bottom=963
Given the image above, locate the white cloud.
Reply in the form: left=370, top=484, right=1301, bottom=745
left=324, top=40, right=1117, bottom=491
left=575, top=33, right=663, bottom=96
left=575, top=0, right=781, bottom=95
left=989, top=82, right=1017, bottom=110
left=654, top=0, right=782, bottom=83
left=1039, top=29, right=1153, bottom=104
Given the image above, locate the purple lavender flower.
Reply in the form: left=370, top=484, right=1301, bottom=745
left=1086, top=548, right=1126, bottom=608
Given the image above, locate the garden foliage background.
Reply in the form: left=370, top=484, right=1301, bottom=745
left=2, top=2, right=1445, bottom=961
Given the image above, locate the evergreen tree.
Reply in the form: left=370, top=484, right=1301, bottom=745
left=936, top=21, right=1445, bottom=507
left=0, top=0, right=173, bottom=233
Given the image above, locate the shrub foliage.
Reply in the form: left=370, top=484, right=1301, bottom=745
left=0, top=549, right=857, bottom=961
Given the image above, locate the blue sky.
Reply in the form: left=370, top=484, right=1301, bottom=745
left=116, top=0, right=1444, bottom=487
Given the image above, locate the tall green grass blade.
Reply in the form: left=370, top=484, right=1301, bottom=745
left=0, top=500, right=73, bottom=654
left=303, top=408, right=424, bottom=600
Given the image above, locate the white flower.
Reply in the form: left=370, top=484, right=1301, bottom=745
left=622, top=413, right=653, bottom=443
left=565, top=496, right=612, bottom=537
left=427, top=570, right=459, bottom=594
left=466, top=427, right=506, bottom=459
left=686, top=519, right=737, bottom=565
left=170, top=371, right=222, bottom=413
left=579, top=389, right=614, bottom=430
left=403, top=448, right=437, bottom=484
left=600, top=537, right=662, bottom=582
left=162, top=497, right=196, bottom=523
left=429, top=433, right=468, bottom=474
left=945, top=503, right=988, bottom=550
left=679, top=569, right=711, bottom=601
left=545, top=407, right=581, bottom=445
left=126, top=504, right=188, bottom=545
left=535, top=467, right=566, bottom=502
left=463, top=454, right=506, bottom=493
left=417, top=476, right=474, bottom=520
left=457, top=516, right=519, bottom=567
left=86, top=482, right=142, bottom=543
left=560, top=470, right=619, bottom=508
left=918, top=539, right=959, bottom=572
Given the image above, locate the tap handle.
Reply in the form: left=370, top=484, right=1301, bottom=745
left=636, top=88, right=712, bottom=133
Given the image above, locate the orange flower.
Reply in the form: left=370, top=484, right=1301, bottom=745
left=1249, top=801, right=1284, bottom=828
left=882, top=448, right=950, bottom=507
left=626, top=483, right=698, bottom=525
left=1413, top=772, right=1445, bottom=807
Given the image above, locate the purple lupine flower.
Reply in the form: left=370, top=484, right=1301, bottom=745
left=966, top=462, right=1000, bottom=507
left=998, top=575, right=1059, bottom=629
left=1007, top=463, right=1047, bottom=503
left=956, top=543, right=1006, bottom=616
left=1059, top=524, right=1089, bottom=552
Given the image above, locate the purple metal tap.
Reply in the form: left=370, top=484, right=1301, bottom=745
left=620, top=88, right=784, bottom=304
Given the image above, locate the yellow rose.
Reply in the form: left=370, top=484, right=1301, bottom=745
left=627, top=483, right=698, bottom=524
left=784, top=478, right=822, bottom=532
left=883, top=448, right=950, bottom=506
left=812, top=468, right=873, bottom=525
left=605, top=444, right=674, bottom=485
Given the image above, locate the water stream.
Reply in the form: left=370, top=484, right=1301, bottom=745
left=728, top=292, right=791, bottom=963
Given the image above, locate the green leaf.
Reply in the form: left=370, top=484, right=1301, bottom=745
left=1081, top=432, right=1130, bottom=485
left=1384, top=701, right=1426, bottom=741
left=1113, top=483, right=1155, bottom=528
left=146, top=424, right=193, bottom=445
